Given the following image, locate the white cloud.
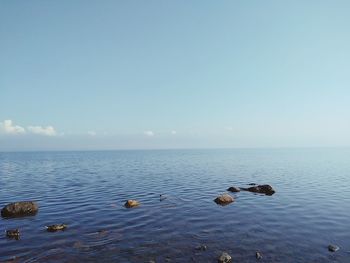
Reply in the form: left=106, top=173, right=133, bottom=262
left=0, top=120, right=26, bottom=135
left=171, top=130, right=177, bottom=135
left=88, top=131, right=96, bottom=136
left=144, top=130, right=154, bottom=137
left=28, top=125, right=57, bottom=136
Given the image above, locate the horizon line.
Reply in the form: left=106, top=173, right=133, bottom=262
left=1, top=146, right=349, bottom=154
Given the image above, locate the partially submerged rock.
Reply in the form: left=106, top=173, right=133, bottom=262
left=195, top=244, right=207, bottom=251
left=328, top=244, right=340, bottom=252
left=1, top=201, right=38, bottom=218
left=46, top=224, right=67, bottom=232
left=241, top=184, right=275, bottom=196
left=124, top=200, right=140, bottom=208
left=6, top=229, right=20, bottom=240
left=214, top=194, right=234, bottom=206
left=218, top=252, right=232, bottom=263
left=256, top=251, right=262, bottom=259
left=227, top=186, right=240, bottom=192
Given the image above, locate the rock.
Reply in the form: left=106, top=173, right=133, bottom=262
left=1, top=201, right=38, bottom=218
left=328, top=244, right=340, bottom=252
left=242, top=185, right=275, bottom=196
left=227, top=186, right=240, bottom=192
left=255, top=251, right=262, bottom=259
left=214, top=194, right=234, bottom=206
left=46, top=224, right=67, bottom=232
left=6, top=229, right=20, bottom=240
left=248, top=183, right=257, bottom=186
left=195, top=244, right=207, bottom=251
left=124, top=200, right=140, bottom=208
left=218, top=252, right=232, bottom=263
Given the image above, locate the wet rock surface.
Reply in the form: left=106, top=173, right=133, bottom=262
left=241, top=184, right=275, bottom=196
left=256, top=251, right=262, bottom=259
left=328, top=244, right=340, bottom=252
left=195, top=244, right=207, bottom=251
left=214, top=194, right=234, bottom=206
left=124, top=200, right=140, bottom=208
left=1, top=201, right=38, bottom=218
left=227, top=186, right=240, bottom=192
left=46, top=224, right=67, bottom=232
left=6, top=229, right=20, bottom=240
left=218, top=252, right=232, bottom=263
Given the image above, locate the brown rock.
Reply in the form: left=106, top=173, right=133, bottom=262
left=1, top=201, right=38, bottom=218
left=46, top=224, right=67, bottom=232
left=214, top=194, right=234, bottom=206
left=124, top=200, right=140, bottom=208
left=6, top=229, right=20, bottom=240
left=242, top=184, right=275, bottom=196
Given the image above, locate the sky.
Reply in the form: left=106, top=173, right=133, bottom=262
left=1, top=1, right=350, bottom=151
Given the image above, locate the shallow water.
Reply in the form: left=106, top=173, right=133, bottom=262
left=0, top=149, right=350, bottom=262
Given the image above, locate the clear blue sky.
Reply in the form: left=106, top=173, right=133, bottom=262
left=1, top=1, right=350, bottom=151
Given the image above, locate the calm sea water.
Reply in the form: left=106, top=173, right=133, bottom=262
left=0, top=149, right=350, bottom=262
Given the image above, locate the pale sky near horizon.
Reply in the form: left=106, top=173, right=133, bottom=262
left=1, top=1, right=350, bottom=151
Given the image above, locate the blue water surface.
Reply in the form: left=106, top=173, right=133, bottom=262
left=0, top=149, right=350, bottom=262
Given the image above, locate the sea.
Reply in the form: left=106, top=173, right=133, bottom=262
left=0, top=149, right=349, bottom=262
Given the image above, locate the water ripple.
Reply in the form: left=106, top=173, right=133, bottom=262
left=0, top=149, right=350, bottom=262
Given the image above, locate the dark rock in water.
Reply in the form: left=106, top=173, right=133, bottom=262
left=328, top=244, right=340, bottom=252
left=46, top=224, right=67, bottom=232
left=6, top=229, right=20, bottom=240
left=214, top=194, right=234, bottom=206
left=241, top=185, right=275, bottom=196
left=1, top=201, right=38, bottom=218
left=218, top=252, right=232, bottom=263
left=195, top=244, right=207, bottom=251
left=124, top=199, right=140, bottom=208
left=248, top=183, right=257, bottom=186
left=227, top=186, right=240, bottom=192
left=255, top=251, right=262, bottom=259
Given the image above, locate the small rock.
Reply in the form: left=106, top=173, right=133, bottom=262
left=218, top=252, right=232, bottom=263
left=248, top=183, right=257, bottom=186
left=1, top=201, right=38, bottom=218
left=124, top=200, right=140, bottom=208
left=328, top=244, right=340, bottom=252
left=241, top=185, right=275, bottom=196
left=6, top=229, right=20, bottom=240
left=256, top=251, right=262, bottom=259
left=227, top=186, right=240, bottom=192
left=214, top=194, right=234, bottom=206
left=195, top=244, right=207, bottom=251
left=46, top=224, right=67, bottom=232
